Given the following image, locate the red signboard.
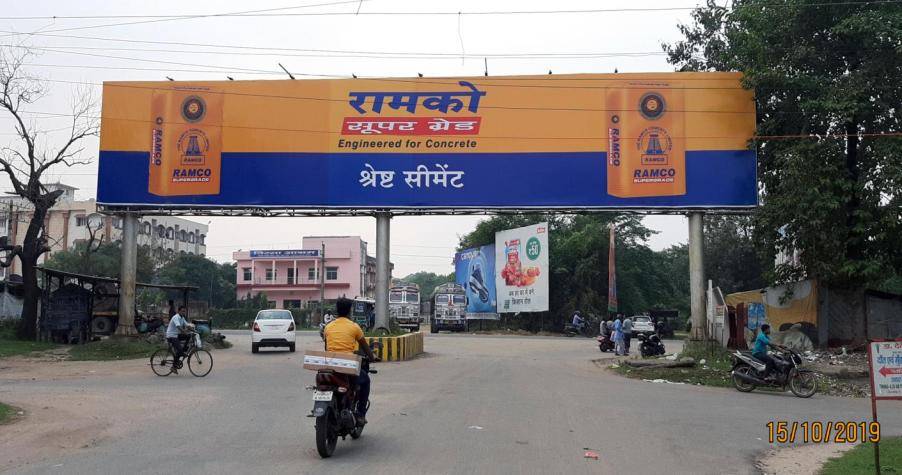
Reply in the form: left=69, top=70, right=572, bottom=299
left=341, top=117, right=481, bottom=136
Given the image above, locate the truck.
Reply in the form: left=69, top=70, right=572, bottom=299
left=430, top=283, right=467, bottom=333
left=389, top=281, right=421, bottom=332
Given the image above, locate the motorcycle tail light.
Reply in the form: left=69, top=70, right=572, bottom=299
left=253, top=322, right=261, bottom=332
left=337, top=387, right=348, bottom=393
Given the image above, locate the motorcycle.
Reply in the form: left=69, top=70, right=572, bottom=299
left=308, top=347, right=378, bottom=458
left=730, top=347, right=818, bottom=398
left=596, top=333, right=615, bottom=352
left=563, top=322, right=595, bottom=338
left=637, top=333, right=666, bottom=357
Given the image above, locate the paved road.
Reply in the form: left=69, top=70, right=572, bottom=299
left=2, top=333, right=899, bottom=474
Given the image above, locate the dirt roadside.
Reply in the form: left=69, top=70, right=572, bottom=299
left=0, top=353, right=224, bottom=472
left=756, top=443, right=855, bottom=475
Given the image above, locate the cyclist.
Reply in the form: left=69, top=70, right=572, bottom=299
left=166, top=305, right=193, bottom=373
left=323, top=297, right=379, bottom=426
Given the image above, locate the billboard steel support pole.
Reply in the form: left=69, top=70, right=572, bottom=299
left=375, top=212, right=391, bottom=331
left=320, top=242, right=326, bottom=317
left=116, top=213, right=139, bottom=335
left=689, top=212, right=707, bottom=340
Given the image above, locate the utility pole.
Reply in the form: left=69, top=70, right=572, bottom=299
left=688, top=212, right=707, bottom=340
left=320, top=241, right=326, bottom=319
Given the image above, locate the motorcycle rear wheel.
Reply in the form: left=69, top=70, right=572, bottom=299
left=315, top=410, right=338, bottom=458
left=732, top=365, right=756, bottom=392
left=789, top=370, right=818, bottom=398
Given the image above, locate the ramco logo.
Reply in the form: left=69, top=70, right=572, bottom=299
left=634, top=168, right=676, bottom=178
left=172, top=168, right=212, bottom=178
left=608, top=127, right=621, bottom=166
left=151, top=128, right=163, bottom=166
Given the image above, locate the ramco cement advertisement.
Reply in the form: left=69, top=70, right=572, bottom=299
left=97, top=72, right=756, bottom=210
left=495, top=223, right=549, bottom=313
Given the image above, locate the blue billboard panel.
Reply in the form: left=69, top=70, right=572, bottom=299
left=455, top=245, right=498, bottom=319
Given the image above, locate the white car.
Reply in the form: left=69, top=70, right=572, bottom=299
left=631, top=316, right=656, bottom=337
left=251, top=309, right=296, bottom=353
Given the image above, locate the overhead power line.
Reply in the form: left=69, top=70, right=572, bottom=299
left=1, top=1, right=899, bottom=21
left=0, top=29, right=668, bottom=58
left=7, top=44, right=669, bottom=60
left=0, top=0, right=374, bottom=36
left=10, top=108, right=899, bottom=141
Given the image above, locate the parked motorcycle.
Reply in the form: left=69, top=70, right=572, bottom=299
left=596, top=334, right=615, bottom=352
left=638, top=333, right=666, bottom=357
left=309, top=346, right=379, bottom=458
left=730, top=347, right=818, bottom=398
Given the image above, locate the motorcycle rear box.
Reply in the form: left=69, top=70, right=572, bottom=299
left=303, top=350, right=362, bottom=376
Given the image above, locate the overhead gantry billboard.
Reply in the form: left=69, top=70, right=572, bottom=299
left=97, top=72, right=756, bottom=211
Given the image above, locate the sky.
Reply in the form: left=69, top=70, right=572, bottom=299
left=0, top=0, right=693, bottom=276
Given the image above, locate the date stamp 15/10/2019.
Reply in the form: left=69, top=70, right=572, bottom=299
left=766, top=421, right=881, bottom=444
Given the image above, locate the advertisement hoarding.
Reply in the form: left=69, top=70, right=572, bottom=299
left=454, top=245, right=498, bottom=319
left=97, top=72, right=756, bottom=211
left=495, top=223, right=549, bottom=313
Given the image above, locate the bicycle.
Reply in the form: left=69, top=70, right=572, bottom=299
left=150, top=331, right=213, bottom=377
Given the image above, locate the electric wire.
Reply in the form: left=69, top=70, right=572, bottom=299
left=0, top=1, right=897, bottom=21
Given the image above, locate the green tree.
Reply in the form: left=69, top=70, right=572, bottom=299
left=44, top=242, right=155, bottom=283
left=665, top=0, right=902, bottom=288
left=704, top=215, right=767, bottom=294
left=402, top=271, right=452, bottom=299
left=157, top=254, right=237, bottom=308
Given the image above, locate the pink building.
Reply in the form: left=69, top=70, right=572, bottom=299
left=234, top=236, right=385, bottom=309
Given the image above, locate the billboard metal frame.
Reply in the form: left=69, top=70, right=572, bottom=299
left=96, top=205, right=756, bottom=217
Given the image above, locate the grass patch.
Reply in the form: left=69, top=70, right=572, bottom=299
left=68, top=338, right=165, bottom=361
left=0, top=402, right=16, bottom=424
left=0, top=321, right=58, bottom=358
left=821, top=437, right=902, bottom=475
left=612, top=340, right=736, bottom=387
left=0, top=337, right=58, bottom=358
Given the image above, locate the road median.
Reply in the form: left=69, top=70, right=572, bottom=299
left=367, top=332, right=424, bottom=362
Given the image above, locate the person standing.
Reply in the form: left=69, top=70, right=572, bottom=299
left=613, top=315, right=624, bottom=356
left=622, top=315, right=633, bottom=355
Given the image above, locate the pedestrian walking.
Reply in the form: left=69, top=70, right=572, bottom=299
left=622, top=315, right=633, bottom=355
left=613, top=315, right=624, bottom=356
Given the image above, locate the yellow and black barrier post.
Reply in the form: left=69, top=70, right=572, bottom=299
left=367, top=332, right=424, bottom=362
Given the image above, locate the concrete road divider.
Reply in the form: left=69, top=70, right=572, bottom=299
left=366, top=332, right=424, bottom=362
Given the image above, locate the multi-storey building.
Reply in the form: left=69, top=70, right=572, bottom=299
left=0, top=183, right=208, bottom=279
left=233, top=236, right=389, bottom=309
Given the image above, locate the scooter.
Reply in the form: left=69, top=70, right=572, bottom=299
left=597, top=334, right=615, bottom=352
left=637, top=333, right=666, bottom=357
